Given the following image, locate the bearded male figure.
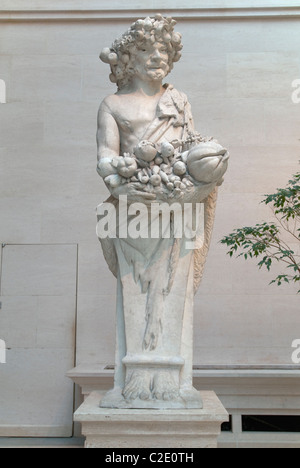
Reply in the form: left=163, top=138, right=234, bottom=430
left=96, top=15, right=229, bottom=409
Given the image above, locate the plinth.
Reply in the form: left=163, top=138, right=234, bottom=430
left=74, top=391, right=228, bottom=448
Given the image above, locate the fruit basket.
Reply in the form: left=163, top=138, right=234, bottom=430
left=101, top=132, right=223, bottom=204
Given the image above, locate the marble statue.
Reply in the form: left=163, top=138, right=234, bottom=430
left=96, top=14, right=229, bottom=409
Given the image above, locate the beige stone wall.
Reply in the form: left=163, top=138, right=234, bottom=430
left=0, top=1, right=299, bottom=434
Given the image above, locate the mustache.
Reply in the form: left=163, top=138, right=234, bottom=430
left=146, top=62, right=168, bottom=69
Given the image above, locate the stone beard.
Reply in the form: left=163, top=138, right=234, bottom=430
left=96, top=14, right=229, bottom=409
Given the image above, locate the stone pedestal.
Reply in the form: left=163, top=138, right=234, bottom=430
left=74, top=391, right=228, bottom=448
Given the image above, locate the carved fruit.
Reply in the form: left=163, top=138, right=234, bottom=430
left=187, top=142, right=229, bottom=184
left=109, top=73, right=117, bottom=83
left=144, top=18, right=153, bottom=31
left=134, top=141, right=157, bottom=162
left=160, top=142, right=175, bottom=159
left=108, top=52, right=118, bottom=65
left=173, top=161, right=187, bottom=176
left=104, top=174, right=122, bottom=188
left=160, top=164, right=169, bottom=173
left=138, top=171, right=149, bottom=184
left=169, top=175, right=181, bottom=183
left=154, top=155, right=164, bottom=166
left=99, top=47, right=111, bottom=63
left=135, top=31, right=144, bottom=40
left=172, top=32, right=182, bottom=44
left=117, top=157, right=137, bottom=178
left=160, top=171, right=169, bottom=184
left=150, top=175, right=161, bottom=187
left=135, top=19, right=145, bottom=29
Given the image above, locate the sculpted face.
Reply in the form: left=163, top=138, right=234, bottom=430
left=100, top=16, right=183, bottom=89
left=133, top=42, right=170, bottom=83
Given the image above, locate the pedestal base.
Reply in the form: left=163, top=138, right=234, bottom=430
left=100, top=385, right=203, bottom=409
left=74, top=391, right=228, bottom=448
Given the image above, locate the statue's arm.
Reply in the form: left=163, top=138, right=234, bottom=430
left=96, top=99, right=156, bottom=203
left=96, top=100, right=120, bottom=176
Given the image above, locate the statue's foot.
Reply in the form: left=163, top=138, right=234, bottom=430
left=122, top=370, right=152, bottom=401
left=152, top=371, right=179, bottom=401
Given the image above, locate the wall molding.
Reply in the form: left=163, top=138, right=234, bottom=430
left=1, top=6, right=300, bottom=22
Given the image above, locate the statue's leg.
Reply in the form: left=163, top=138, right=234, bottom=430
left=150, top=247, right=195, bottom=403
left=102, top=232, right=201, bottom=408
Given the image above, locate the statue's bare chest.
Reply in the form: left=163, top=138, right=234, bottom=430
left=112, top=95, right=160, bottom=140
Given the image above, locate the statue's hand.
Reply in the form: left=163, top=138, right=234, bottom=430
left=111, top=182, right=157, bottom=205
left=98, top=155, right=137, bottom=179
left=186, top=141, right=229, bottom=185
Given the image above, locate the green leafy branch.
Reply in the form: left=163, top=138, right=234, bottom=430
left=220, top=173, right=300, bottom=293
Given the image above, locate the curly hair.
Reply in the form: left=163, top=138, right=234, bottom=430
left=100, top=14, right=183, bottom=90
